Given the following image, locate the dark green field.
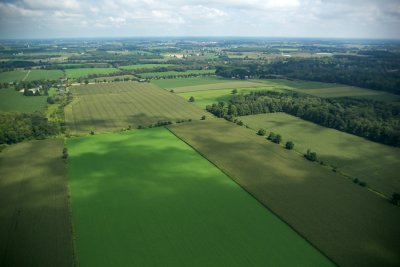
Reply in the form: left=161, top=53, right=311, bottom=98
left=0, top=88, right=49, bottom=112
left=169, top=120, right=400, bottom=267
left=67, top=128, right=334, bottom=267
left=238, top=113, right=400, bottom=197
left=255, top=79, right=400, bottom=103
left=0, top=139, right=74, bottom=267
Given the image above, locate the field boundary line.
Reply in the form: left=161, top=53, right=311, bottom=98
left=242, top=118, right=392, bottom=200
left=22, top=70, right=31, bottom=81
left=166, top=125, right=339, bottom=267
left=64, top=138, right=80, bottom=267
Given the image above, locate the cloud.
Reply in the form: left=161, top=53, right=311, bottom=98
left=23, top=0, right=81, bottom=10
left=0, top=0, right=399, bottom=38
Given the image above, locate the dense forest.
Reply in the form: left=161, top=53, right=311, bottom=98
left=206, top=91, right=400, bottom=146
left=216, top=52, right=400, bottom=94
left=0, top=112, right=60, bottom=144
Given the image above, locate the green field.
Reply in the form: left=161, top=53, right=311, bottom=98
left=0, top=70, right=29, bottom=83
left=0, top=139, right=74, bottom=267
left=177, top=86, right=283, bottom=108
left=169, top=120, right=400, bottom=267
left=255, top=79, right=400, bottom=103
left=171, top=80, right=266, bottom=93
left=138, top=69, right=215, bottom=79
left=65, top=68, right=119, bottom=79
left=0, top=88, right=48, bottom=112
left=119, top=64, right=174, bottom=70
left=178, top=89, right=234, bottom=107
left=151, top=76, right=230, bottom=88
left=67, top=128, right=334, bottom=267
left=238, top=113, right=400, bottom=197
left=65, top=82, right=205, bottom=134
left=25, top=69, right=64, bottom=81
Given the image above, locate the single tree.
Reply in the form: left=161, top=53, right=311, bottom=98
left=201, top=115, right=206, bottom=120
left=257, top=129, right=266, bottom=136
left=267, top=132, right=276, bottom=140
left=189, top=96, right=195, bottom=102
left=391, top=193, right=400, bottom=206
left=232, top=89, right=238, bottom=94
left=305, top=149, right=317, bottom=162
left=273, top=134, right=282, bottom=144
left=84, top=80, right=89, bottom=85
left=47, top=96, right=55, bottom=104
left=285, top=141, right=295, bottom=150
left=359, top=181, right=367, bottom=187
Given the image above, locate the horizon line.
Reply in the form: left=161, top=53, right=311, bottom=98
left=1, top=36, right=400, bottom=41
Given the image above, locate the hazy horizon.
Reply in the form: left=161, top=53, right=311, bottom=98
left=1, top=0, right=399, bottom=39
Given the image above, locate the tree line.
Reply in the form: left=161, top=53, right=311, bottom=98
left=0, top=112, right=61, bottom=144
left=215, top=53, right=400, bottom=95
left=206, top=91, right=400, bottom=147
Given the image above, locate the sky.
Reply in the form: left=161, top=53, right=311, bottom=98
left=0, top=0, right=399, bottom=39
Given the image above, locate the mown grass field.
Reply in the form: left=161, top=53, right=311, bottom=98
left=138, top=69, right=215, bottom=79
left=177, top=86, right=284, bottom=108
left=25, top=69, right=64, bottom=81
left=238, top=113, right=400, bottom=197
left=0, top=88, right=48, bottom=112
left=0, top=70, right=28, bottom=83
left=0, top=139, right=74, bottom=267
left=65, top=68, right=119, bottom=79
left=67, top=128, right=334, bottom=267
left=119, top=63, right=174, bottom=70
left=64, top=82, right=205, bottom=134
left=151, top=76, right=229, bottom=88
left=256, top=79, right=400, bottom=103
left=169, top=120, right=400, bottom=267
left=171, top=80, right=266, bottom=93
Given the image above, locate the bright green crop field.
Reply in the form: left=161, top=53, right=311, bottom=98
left=151, top=76, right=229, bottom=88
left=65, top=68, right=119, bottom=79
left=238, top=113, right=400, bottom=197
left=67, top=128, right=334, bottom=267
left=0, top=88, right=48, bottom=112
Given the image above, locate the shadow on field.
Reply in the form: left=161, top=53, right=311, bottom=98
left=68, top=129, right=316, bottom=266
left=239, top=113, right=400, bottom=197
left=0, top=139, right=75, bottom=267
left=67, top=110, right=201, bottom=135
left=168, top=120, right=400, bottom=267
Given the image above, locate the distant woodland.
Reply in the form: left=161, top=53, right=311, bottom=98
left=216, top=52, right=400, bottom=95
left=207, top=91, right=400, bottom=147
